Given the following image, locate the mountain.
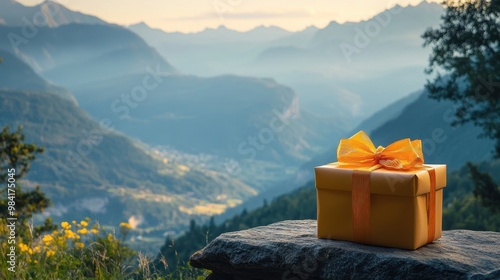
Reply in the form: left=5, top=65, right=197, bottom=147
left=0, top=23, right=175, bottom=85
left=0, top=49, right=72, bottom=101
left=129, top=2, right=445, bottom=128
left=253, top=1, right=444, bottom=120
left=71, top=73, right=343, bottom=170
left=129, top=23, right=291, bottom=44
left=352, top=90, right=421, bottom=134
left=0, top=55, right=257, bottom=245
left=1, top=3, right=342, bottom=193
left=369, top=94, right=494, bottom=169
left=127, top=23, right=295, bottom=79
left=0, top=0, right=106, bottom=27
left=311, top=2, right=443, bottom=47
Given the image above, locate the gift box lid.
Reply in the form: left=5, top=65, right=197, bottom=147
left=315, top=164, right=446, bottom=197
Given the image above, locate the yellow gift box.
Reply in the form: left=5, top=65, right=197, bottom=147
left=315, top=131, right=447, bottom=250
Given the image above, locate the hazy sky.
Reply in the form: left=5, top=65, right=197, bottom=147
left=17, top=0, right=440, bottom=33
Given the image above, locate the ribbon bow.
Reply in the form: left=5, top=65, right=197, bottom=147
left=337, top=131, right=424, bottom=171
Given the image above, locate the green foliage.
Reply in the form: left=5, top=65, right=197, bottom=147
left=468, top=162, right=500, bottom=213
left=439, top=160, right=500, bottom=230
left=0, top=218, right=175, bottom=279
left=0, top=126, right=56, bottom=239
left=423, top=0, right=500, bottom=213
left=423, top=0, right=500, bottom=156
left=443, top=194, right=500, bottom=231
left=0, top=126, right=44, bottom=181
left=0, top=126, right=203, bottom=279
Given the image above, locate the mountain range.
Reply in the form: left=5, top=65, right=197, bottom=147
left=129, top=1, right=444, bottom=125
left=0, top=23, right=175, bottom=86
left=0, top=0, right=345, bottom=242
left=0, top=51, right=258, bottom=247
left=0, top=3, right=347, bottom=195
left=72, top=73, right=341, bottom=165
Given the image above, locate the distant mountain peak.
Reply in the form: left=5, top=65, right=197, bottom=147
left=397, top=0, right=443, bottom=11
left=251, top=25, right=287, bottom=31
left=132, top=21, right=150, bottom=28
left=324, top=20, right=340, bottom=28
left=301, top=25, right=318, bottom=32
left=39, top=0, right=64, bottom=7
left=0, top=0, right=107, bottom=27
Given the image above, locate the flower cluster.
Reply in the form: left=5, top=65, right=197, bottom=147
left=0, top=218, right=140, bottom=279
left=17, top=218, right=100, bottom=262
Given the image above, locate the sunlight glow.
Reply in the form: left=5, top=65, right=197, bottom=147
left=16, top=0, right=441, bottom=33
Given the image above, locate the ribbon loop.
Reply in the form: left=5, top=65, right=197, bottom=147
left=337, top=131, right=424, bottom=170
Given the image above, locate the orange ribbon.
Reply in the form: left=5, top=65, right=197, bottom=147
left=337, top=130, right=424, bottom=171
left=336, top=131, right=435, bottom=245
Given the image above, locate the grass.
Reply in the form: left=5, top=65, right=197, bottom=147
left=0, top=218, right=209, bottom=279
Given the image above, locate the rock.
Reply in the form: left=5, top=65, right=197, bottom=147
left=190, top=220, right=500, bottom=280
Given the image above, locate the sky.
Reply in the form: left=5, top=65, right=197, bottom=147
left=17, top=0, right=440, bottom=33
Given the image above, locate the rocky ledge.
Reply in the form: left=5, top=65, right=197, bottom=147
left=190, top=220, right=500, bottom=280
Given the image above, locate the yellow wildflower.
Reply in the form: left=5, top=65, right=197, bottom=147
left=19, top=243, right=29, bottom=252
left=61, top=221, right=71, bottom=230
left=77, top=228, right=88, bottom=235
left=33, top=260, right=38, bottom=264
left=75, top=242, right=85, bottom=249
left=119, top=222, right=132, bottom=229
left=46, top=249, right=55, bottom=257
left=65, top=229, right=77, bottom=239
left=80, top=220, right=88, bottom=227
left=72, top=220, right=76, bottom=225
left=107, top=233, right=113, bottom=242
left=28, top=248, right=34, bottom=255
left=34, top=246, right=41, bottom=253
left=42, top=235, right=54, bottom=245
left=91, top=228, right=99, bottom=234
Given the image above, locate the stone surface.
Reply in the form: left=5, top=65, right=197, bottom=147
left=190, top=220, right=500, bottom=280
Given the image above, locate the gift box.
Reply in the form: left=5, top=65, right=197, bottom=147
left=315, top=131, right=446, bottom=250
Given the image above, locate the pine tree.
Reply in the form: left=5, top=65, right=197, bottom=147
left=0, top=126, right=56, bottom=239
